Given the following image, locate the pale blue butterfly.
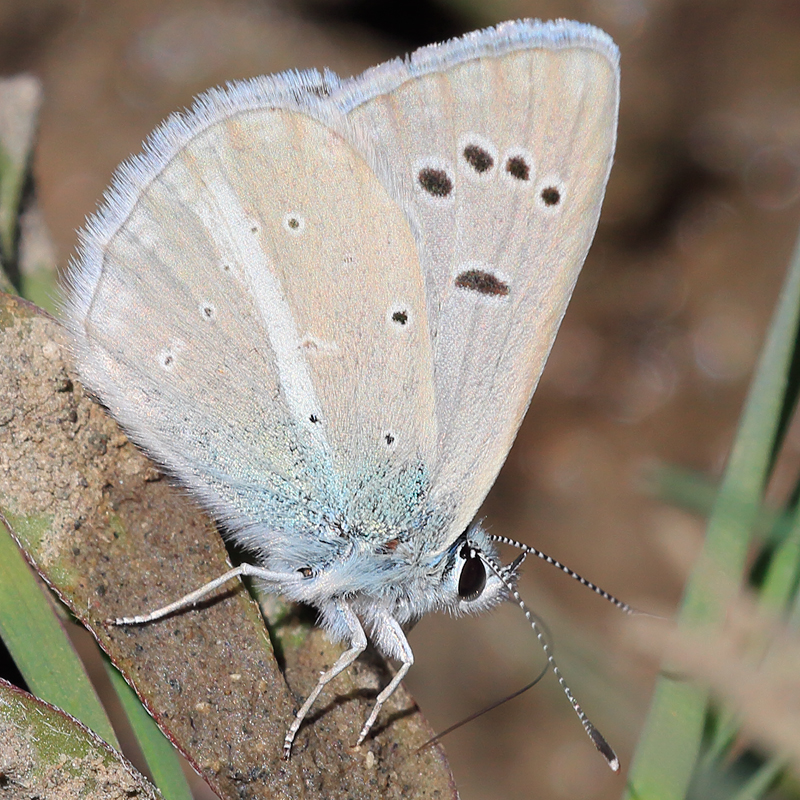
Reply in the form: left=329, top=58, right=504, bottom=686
left=62, top=17, right=623, bottom=769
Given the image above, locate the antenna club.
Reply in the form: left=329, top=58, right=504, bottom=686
left=587, top=722, right=621, bottom=772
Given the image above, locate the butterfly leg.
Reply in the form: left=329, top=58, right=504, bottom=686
left=283, top=600, right=367, bottom=759
left=109, top=563, right=285, bottom=625
left=356, top=613, right=413, bottom=746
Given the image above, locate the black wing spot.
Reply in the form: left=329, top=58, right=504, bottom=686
left=541, top=186, right=561, bottom=206
left=392, top=310, right=408, bottom=325
left=455, top=269, right=509, bottom=297
left=385, top=433, right=395, bottom=445
left=283, top=213, right=305, bottom=233
left=506, top=156, right=530, bottom=181
left=309, top=414, right=320, bottom=424
left=418, top=168, right=453, bottom=197
left=463, top=144, right=494, bottom=173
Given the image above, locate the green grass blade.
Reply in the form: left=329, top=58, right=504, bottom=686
left=728, top=757, right=785, bottom=800
left=700, top=476, right=800, bottom=772
left=105, top=661, right=193, bottom=800
left=0, top=517, right=119, bottom=749
left=644, top=463, right=793, bottom=547
left=624, top=226, right=800, bottom=799
left=0, top=75, right=41, bottom=281
left=759, top=501, right=800, bottom=611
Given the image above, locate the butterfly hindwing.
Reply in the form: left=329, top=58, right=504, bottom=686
left=66, top=97, right=436, bottom=548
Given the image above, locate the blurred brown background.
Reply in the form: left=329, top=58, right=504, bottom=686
left=3, top=0, right=800, bottom=798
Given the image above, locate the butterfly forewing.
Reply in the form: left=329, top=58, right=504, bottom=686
left=339, top=24, right=619, bottom=546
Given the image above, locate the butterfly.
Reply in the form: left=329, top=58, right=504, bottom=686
left=62, top=18, right=621, bottom=768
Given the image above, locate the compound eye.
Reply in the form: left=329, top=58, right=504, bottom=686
left=458, top=544, right=486, bottom=601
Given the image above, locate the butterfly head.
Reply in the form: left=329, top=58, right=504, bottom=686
left=435, top=523, right=521, bottom=618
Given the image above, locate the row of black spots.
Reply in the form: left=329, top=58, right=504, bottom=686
left=306, top=419, right=394, bottom=449
left=416, top=145, right=561, bottom=208
left=215, top=213, right=307, bottom=259
left=304, top=414, right=397, bottom=451
left=305, top=408, right=398, bottom=450
left=157, top=290, right=213, bottom=367
left=463, top=142, right=561, bottom=206
left=245, top=212, right=308, bottom=238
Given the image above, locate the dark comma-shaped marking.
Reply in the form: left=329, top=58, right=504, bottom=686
left=418, top=167, right=453, bottom=197
left=455, top=269, right=510, bottom=297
